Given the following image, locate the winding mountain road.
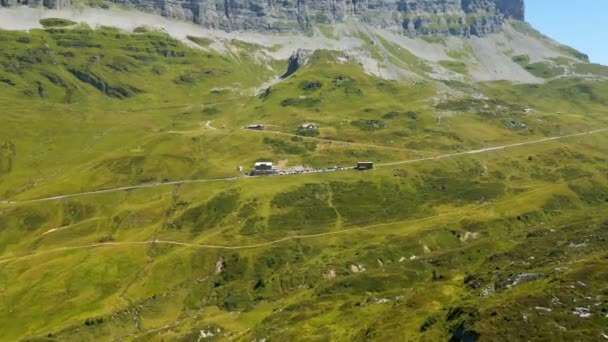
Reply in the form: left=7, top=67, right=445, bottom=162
left=1, top=127, right=607, bottom=205
left=377, top=127, right=608, bottom=167
left=9, top=176, right=242, bottom=204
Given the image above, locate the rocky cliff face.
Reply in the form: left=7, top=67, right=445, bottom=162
left=1, top=0, right=525, bottom=36
left=0, top=0, right=70, bottom=8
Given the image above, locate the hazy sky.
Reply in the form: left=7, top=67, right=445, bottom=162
left=526, top=1, right=608, bottom=65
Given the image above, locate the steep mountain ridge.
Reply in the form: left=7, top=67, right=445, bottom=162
left=1, top=0, right=524, bottom=36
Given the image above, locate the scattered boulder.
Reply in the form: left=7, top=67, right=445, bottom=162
left=215, top=257, right=225, bottom=275
left=323, top=269, right=336, bottom=280
left=506, top=120, right=527, bottom=129
left=496, top=273, right=546, bottom=290
left=572, top=307, right=591, bottom=318
left=350, top=264, right=366, bottom=273
left=480, top=286, right=495, bottom=297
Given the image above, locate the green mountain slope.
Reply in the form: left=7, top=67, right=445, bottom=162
left=0, top=14, right=608, bottom=341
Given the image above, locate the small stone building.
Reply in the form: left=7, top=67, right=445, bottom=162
left=252, top=162, right=276, bottom=175
left=356, top=162, right=374, bottom=170
left=298, top=123, right=319, bottom=130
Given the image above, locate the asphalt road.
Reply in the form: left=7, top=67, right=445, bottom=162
left=2, top=127, right=606, bottom=205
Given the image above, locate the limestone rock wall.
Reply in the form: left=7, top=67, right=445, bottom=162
left=1, top=0, right=525, bottom=36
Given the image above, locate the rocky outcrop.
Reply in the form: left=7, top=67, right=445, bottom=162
left=0, top=0, right=525, bottom=36
left=281, top=49, right=312, bottom=79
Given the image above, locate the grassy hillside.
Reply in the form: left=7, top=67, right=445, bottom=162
left=0, top=24, right=279, bottom=199
left=0, top=20, right=608, bottom=341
